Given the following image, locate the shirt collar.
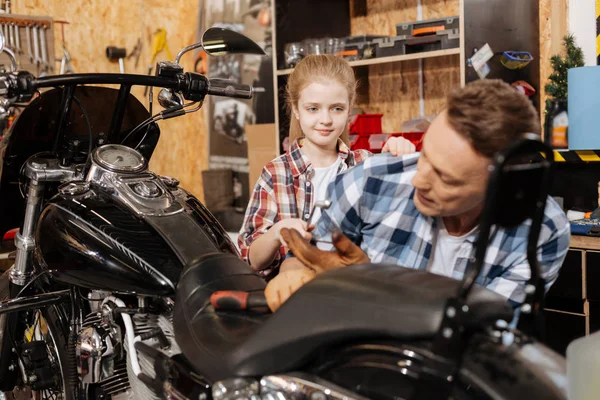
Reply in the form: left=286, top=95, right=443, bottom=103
left=285, top=138, right=351, bottom=178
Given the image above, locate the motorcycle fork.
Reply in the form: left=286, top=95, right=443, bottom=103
left=11, top=179, right=44, bottom=288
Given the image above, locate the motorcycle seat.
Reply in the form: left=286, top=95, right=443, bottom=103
left=174, top=253, right=513, bottom=382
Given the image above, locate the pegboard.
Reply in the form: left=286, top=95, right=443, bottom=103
left=0, top=14, right=54, bottom=75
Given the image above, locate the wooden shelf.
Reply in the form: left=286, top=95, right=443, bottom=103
left=275, top=47, right=462, bottom=76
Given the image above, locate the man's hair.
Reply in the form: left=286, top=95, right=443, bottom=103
left=446, top=79, right=540, bottom=158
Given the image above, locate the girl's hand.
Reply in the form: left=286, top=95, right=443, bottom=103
left=382, top=136, right=416, bottom=156
left=272, top=218, right=312, bottom=245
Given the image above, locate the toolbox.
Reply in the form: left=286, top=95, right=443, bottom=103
left=374, top=16, right=460, bottom=58
left=396, top=16, right=459, bottom=37
left=342, top=35, right=385, bottom=61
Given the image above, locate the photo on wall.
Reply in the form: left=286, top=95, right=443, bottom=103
left=211, top=99, right=254, bottom=145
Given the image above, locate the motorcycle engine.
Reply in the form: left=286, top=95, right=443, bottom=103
left=76, top=291, right=180, bottom=400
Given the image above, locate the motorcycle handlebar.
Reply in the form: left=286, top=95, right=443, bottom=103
left=207, top=78, right=253, bottom=99
left=0, top=71, right=253, bottom=103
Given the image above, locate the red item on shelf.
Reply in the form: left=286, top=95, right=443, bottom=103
left=349, top=114, right=425, bottom=153
left=349, top=114, right=383, bottom=135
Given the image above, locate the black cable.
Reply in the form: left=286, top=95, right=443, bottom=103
left=134, top=102, right=201, bottom=150
left=122, top=101, right=198, bottom=148
left=71, top=94, right=93, bottom=158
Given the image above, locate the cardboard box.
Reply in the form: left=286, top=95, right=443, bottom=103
left=245, top=123, right=278, bottom=197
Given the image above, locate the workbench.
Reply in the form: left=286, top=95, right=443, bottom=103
left=543, top=235, right=600, bottom=354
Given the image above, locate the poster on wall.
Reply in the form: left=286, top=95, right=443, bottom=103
left=200, top=0, right=274, bottom=218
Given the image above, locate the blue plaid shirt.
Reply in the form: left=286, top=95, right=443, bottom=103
left=313, top=152, right=571, bottom=306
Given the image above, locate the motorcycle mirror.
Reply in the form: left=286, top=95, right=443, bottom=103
left=158, top=88, right=183, bottom=109
left=174, top=28, right=266, bottom=64
left=201, top=27, right=266, bottom=57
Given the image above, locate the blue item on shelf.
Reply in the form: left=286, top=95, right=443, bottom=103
left=570, top=206, right=600, bottom=236
left=568, top=66, right=600, bottom=150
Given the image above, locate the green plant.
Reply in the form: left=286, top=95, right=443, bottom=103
left=544, top=33, right=584, bottom=106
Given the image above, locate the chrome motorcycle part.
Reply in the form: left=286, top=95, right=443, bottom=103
left=112, top=173, right=183, bottom=216
left=58, top=181, right=90, bottom=196
left=260, top=373, right=369, bottom=400
left=76, top=303, right=123, bottom=385
left=157, top=88, right=183, bottom=109
left=91, top=144, right=147, bottom=174
left=212, top=378, right=260, bottom=400
left=127, top=311, right=180, bottom=400
left=11, top=180, right=43, bottom=286
left=23, top=154, right=83, bottom=183
left=76, top=326, right=116, bottom=384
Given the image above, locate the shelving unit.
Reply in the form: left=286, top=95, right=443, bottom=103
left=275, top=47, right=462, bottom=76
left=268, top=0, right=540, bottom=154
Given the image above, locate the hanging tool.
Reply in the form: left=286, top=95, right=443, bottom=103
left=144, top=28, right=172, bottom=96
left=40, top=24, right=49, bottom=72
left=127, top=37, right=142, bottom=69
left=106, top=46, right=127, bottom=73
left=25, top=23, right=32, bottom=62
left=55, top=20, right=75, bottom=74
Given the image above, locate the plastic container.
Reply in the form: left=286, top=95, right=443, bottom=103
left=567, top=331, right=600, bottom=399
left=349, top=114, right=383, bottom=135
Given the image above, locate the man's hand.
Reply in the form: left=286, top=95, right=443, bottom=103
left=280, top=228, right=370, bottom=274
left=382, top=136, right=416, bottom=156
left=265, top=265, right=316, bottom=311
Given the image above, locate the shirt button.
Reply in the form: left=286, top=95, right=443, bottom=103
left=304, top=213, right=310, bottom=219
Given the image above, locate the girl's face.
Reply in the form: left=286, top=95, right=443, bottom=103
left=293, top=80, right=350, bottom=151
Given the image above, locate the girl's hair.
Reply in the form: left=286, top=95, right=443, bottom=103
left=286, top=54, right=357, bottom=146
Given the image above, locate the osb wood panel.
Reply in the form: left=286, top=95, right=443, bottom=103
left=12, top=0, right=207, bottom=200
left=351, top=0, right=460, bottom=131
left=539, top=0, right=569, bottom=126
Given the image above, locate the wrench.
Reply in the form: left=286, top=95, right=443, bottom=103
left=8, top=22, right=14, bottom=50
left=15, top=24, right=21, bottom=54
left=2, top=24, right=7, bottom=48
left=32, top=25, right=42, bottom=71
left=40, top=25, right=48, bottom=71
left=25, top=24, right=32, bottom=62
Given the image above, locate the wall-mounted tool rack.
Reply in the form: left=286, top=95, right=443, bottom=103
left=0, top=14, right=55, bottom=75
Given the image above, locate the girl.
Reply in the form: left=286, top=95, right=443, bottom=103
left=238, top=54, right=415, bottom=279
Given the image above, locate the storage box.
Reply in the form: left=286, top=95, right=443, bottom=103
left=396, top=16, right=459, bottom=37
left=342, top=35, right=384, bottom=60
left=246, top=123, right=278, bottom=193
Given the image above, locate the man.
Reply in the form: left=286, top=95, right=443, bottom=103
left=265, top=79, right=570, bottom=312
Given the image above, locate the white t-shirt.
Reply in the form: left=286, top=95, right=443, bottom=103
left=428, top=218, right=477, bottom=278
left=310, top=156, right=342, bottom=250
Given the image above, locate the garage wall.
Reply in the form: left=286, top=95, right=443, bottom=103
left=13, top=0, right=208, bottom=200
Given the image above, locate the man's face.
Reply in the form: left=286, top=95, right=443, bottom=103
left=411, top=111, right=491, bottom=218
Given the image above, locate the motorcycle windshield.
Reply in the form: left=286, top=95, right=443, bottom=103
left=0, top=86, right=151, bottom=236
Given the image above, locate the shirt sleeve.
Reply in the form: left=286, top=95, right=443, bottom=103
left=312, top=162, right=367, bottom=246
left=238, top=168, right=285, bottom=272
left=484, top=216, right=571, bottom=306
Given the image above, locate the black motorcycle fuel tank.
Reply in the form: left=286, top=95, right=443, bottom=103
left=35, top=184, right=239, bottom=296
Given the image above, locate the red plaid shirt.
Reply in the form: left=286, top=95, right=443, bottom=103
left=238, top=138, right=370, bottom=278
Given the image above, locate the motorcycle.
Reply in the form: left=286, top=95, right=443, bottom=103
left=0, top=27, right=568, bottom=400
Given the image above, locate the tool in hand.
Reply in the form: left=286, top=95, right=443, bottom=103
left=210, top=290, right=269, bottom=312
left=306, top=199, right=332, bottom=228
left=106, top=46, right=127, bottom=73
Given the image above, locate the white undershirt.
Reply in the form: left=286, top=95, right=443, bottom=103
left=310, top=157, right=342, bottom=250
left=428, top=218, right=477, bottom=277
